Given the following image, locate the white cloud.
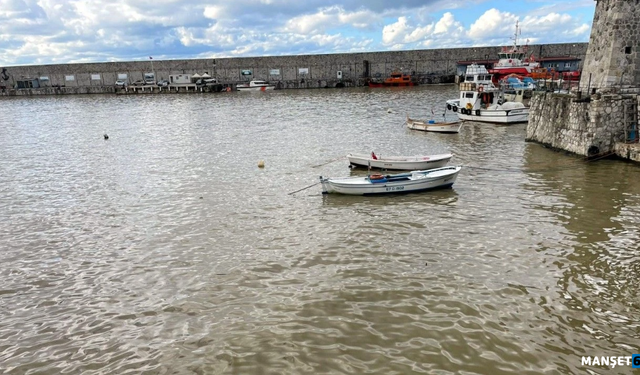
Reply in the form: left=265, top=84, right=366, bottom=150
left=282, top=6, right=379, bottom=35
left=382, top=12, right=465, bottom=48
left=0, top=0, right=595, bottom=65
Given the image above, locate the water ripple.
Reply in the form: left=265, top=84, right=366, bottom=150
left=1, top=88, right=640, bottom=374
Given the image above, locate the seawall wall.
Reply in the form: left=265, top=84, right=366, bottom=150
left=1, top=43, right=587, bottom=93
left=526, top=91, right=639, bottom=158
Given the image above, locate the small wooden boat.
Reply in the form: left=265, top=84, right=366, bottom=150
left=320, top=166, right=462, bottom=195
left=406, top=115, right=462, bottom=133
left=347, top=152, right=452, bottom=171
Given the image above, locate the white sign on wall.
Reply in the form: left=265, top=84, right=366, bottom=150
left=91, top=74, right=101, bottom=80
left=65, top=75, right=75, bottom=81
left=39, top=76, right=49, bottom=81
left=298, top=68, right=309, bottom=75
left=270, top=69, right=280, bottom=75
left=117, top=73, right=128, bottom=80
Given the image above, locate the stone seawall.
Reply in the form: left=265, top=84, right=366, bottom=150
left=527, top=91, right=639, bottom=159
left=0, top=43, right=587, bottom=93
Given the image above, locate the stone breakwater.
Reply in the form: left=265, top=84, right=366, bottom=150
left=1, top=43, right=586, bottom=96
left=526, top=91, right=640, bottom=161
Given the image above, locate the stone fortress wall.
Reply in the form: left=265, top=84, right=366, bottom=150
left=1, top=43, right=586, bottom=93
left=526, top=0, right=640, bottom=161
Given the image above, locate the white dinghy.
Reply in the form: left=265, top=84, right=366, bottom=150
left=347, top=152, right=452, bottom=171
left=320, top=166, right=462, bottom=195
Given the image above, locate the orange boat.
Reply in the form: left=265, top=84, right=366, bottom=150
left=368, top=72, right=417, bottom=87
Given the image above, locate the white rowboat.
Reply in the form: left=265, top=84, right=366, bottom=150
left=320, top=166, right=461, bottom=195
left=347, top=152, right=452, bottom=171
left=406, top=115, right=462, bottom=133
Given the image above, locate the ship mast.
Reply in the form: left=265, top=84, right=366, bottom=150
left=511, top=21, right=521, bottom=51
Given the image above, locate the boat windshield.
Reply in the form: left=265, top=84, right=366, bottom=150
left=499, top=52, right=525, bottom=60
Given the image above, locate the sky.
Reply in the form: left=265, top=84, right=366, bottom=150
left=0, top=0, right=596, bottom=66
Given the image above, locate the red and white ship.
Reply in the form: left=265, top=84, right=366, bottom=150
left=488, top=22, right=540, bottom=81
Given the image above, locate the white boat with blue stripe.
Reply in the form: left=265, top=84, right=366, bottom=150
left=320, top=166, right=461, bottom=195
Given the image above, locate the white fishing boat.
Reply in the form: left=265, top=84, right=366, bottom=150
left=446, top=63, right=531, bottom=124
left=406, top=115, right=462, bottom=133
left=347, top=152, right=452, bottom=171
left=320, top=166, right=462, bottom=195
left=237, top=80, right=276, bottom=91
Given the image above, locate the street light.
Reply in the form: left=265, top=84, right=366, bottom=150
left=149, top=56, right=155, bottom=82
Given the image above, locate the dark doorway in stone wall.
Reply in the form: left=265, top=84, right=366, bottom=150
left=625, top=46, right=632, bottom=54
left=587, top=145, right=600, bottom=157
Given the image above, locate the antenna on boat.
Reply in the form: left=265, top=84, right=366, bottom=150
left=512, top=20, right=521, bottom=48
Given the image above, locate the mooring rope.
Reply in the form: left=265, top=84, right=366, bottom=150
left=288, top=181, right=321, bottom=195
left=310, top=155, right=345, bottom=168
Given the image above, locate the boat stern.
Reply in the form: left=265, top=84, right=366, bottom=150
left=319, top=176, right=332, bottom=194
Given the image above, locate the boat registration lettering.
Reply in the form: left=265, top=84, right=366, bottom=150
left=385, top=186, right=405, bottom=192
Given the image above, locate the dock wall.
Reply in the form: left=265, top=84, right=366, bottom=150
left=526, top=91, right=640, bottom=160
left=1, top=43, right=587, bottom=95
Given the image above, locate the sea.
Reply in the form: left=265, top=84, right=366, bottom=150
left=1, top=85, right=640, bottom=374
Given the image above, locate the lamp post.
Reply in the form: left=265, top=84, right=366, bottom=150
left=149, top=56, right=155, bottom=82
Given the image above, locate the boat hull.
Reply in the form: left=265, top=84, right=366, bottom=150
left=347, top=153, right=452, bottom=171
left=456, top=107, right=529, bottom=124
left=237, top=85, right=275, bottom=91
left=321, top=166, right=461, bottom=195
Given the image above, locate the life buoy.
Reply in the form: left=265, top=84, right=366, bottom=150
left=478, top=85, right=484, bottom=92
left=226, top=86, right=231, bottom=92
left=369, top=174, right=385, bottom=180
left=452, top=106, right=458, bottom=112
left=447, top=104, right=452, bottom=110
left=465, top=103, right=473, bottom=110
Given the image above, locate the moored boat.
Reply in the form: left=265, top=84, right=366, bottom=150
left=368, top=72, right=417, bottom=87
left=487, top=21, right=540, bottom=81
left=446, top=63, right=531, bottom=124
left=406, top=115, right=462, bottom=133
left=320, top=166, right=461, bottom=195
left=347, top=152, right=452, bottom=170
left=237, top=80, right=276, bottom=91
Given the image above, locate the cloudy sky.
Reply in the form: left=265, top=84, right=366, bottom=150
left=0, top=0, right=595, bottom=66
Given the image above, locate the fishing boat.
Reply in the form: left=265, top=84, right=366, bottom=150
left=320, top=166, right=461, bottom=195
left=446, top=63, right=531, bottom=124
left=406, top=115, right=462, bottom=133
left=237, top=80, right=276, bottom=91
left=347, top=152, right=452, bottom=170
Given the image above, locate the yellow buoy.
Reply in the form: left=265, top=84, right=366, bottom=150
left=258, top=160, right=265, bottom=168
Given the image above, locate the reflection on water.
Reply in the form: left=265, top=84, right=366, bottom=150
left=1, top=87, right=640, bottom=374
